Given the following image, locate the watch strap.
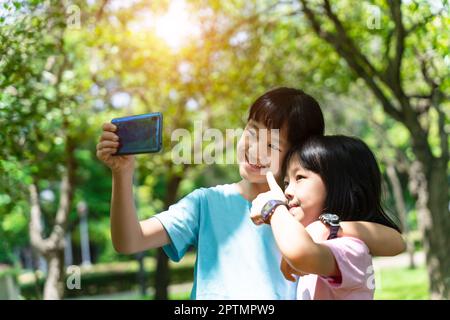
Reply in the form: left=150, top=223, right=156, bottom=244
left=261, top=200, right=287, bottom=224
left=328, top=225, right=339, bottom=240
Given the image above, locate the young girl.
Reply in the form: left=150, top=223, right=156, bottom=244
left=251, top=135, right=401, bottom=299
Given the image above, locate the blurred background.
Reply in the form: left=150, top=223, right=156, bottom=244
left=0, top=0, right=448, bottom=300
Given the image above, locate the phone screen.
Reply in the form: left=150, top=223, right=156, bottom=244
left=111, top=112, right=162, bottom=155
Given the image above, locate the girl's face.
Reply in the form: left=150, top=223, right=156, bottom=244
left=283, top=159, right=327, bottom=226
left=237, top=120, right=289, bottom=183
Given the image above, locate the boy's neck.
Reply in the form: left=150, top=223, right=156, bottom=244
left=236, top=179, right=270, bottom=202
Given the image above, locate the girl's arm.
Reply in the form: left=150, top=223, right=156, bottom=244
left=338, top=222, right=405, bottom=256
left=270, top=206, right=339, bottom=277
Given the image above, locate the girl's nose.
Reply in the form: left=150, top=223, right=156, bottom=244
left=284, top=183, right=294, bottom=200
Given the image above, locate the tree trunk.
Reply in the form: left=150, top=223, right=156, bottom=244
left=28, top=136, right=76, bottom=300
left=154, top=172, right=183, bottom=300
left=43, top=250, right=65, bottom=300
left=409, top=156, right=450, bottom=299
left=427, top=163, right=450, bottom=300
left=154, top=247, right=170, bottom=300
left=136, top=252, right=147, bottom=297
left=386, top=164, right=415, bottom=269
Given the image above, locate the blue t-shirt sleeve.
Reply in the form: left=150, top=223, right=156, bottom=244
left=153, top=188, right=203, bottom=262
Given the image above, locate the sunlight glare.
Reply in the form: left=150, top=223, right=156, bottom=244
left=154, top=0, right=200, bottom=50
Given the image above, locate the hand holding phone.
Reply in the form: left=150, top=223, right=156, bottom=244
left=96, top=123, right=135, bottom=174
left=111, top=112, right=163, bottom=156
left=96, top=112, right=162, bottom=173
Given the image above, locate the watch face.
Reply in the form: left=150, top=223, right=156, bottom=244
left=320, top=213, right=340, bottom=225
left=261, top=200, right=286, bottom=221
left=261, top=202, right=273, bottom=219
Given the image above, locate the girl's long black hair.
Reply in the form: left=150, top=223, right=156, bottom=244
left=283, top=135, right=401, bottom=232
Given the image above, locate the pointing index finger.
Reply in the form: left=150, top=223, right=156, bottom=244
left=266, top=171, right=281, bottom=191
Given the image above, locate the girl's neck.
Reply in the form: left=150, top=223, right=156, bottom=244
left=236, top=179, right=270, bottom=202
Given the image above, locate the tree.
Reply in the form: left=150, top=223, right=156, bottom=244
left=286, top=0, right=449, bottom=298
left=1, top=0, right=95, bottom=299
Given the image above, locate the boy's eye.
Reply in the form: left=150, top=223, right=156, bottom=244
left=268, top=143, right=280, bottom=151
left=283, top=181, right=289, bottom=189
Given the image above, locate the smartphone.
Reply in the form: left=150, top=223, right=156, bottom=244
left=111, top=112, right=162, bottom=156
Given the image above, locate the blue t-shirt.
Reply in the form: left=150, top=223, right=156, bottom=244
left=153, top=183, right=297, bottom=299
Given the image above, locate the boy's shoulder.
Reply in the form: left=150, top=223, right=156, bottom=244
left=195, top=183, right=240, bottom=198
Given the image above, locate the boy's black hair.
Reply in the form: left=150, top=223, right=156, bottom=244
left=282, top=135, right=401, bottom=232
left=248, top=87, right=325, bottom=146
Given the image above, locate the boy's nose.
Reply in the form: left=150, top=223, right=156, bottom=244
left=247, top=145, right=263, bottom=166
left=248, top=144, right=270, bottom=166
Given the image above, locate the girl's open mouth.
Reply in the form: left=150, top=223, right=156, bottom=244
left=288, top=203, right=300, bottom=214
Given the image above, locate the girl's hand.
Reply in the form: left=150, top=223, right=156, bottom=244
left=250, top=171, right=287, bottom=225
left=96, top=123, right=135, bottom=174
left=280, top=258, right=308, bottom=282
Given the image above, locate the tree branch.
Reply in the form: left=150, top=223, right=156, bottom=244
left=96, top=0, right=110, bottom=21
left=383, top=27, right=395, bottom=64
left=299, top=0, right=403, bottom=121
left=46, top=171, right=71, bottom=249
left=29, top=183, right=47, bottom=255
left=431, top=90, right=449, bottom=162
left=322, top=0, right=381, bottom=80
left=386, top=0, right=406, bottom=96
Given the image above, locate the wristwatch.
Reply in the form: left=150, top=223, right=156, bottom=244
left=261, top=200, right=287, bottom=224
left=319, top=213, right=340, bottom=240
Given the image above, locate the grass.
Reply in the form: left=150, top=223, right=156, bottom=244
left=167, top=266, right=430, bottom=300
left=22, top=253, right=429, bottom=300
left=80, top=265, right=429, bottom=300
left=73, top=291, right=191, bottom=300
left=374, top=266, right=429, bottom=300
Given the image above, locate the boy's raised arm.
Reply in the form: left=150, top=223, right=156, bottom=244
left=111, top=171, right=170, bottom=254
left=97, top=122, right=170, bottom=254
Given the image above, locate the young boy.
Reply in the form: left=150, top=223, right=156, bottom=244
left=96, top=87, right=405, bottom=299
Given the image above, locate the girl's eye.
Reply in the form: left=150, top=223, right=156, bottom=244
left=296, top=175, right=305, bottom=181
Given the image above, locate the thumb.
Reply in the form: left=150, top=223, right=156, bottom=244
left=266, top=171, right=282, bottom=192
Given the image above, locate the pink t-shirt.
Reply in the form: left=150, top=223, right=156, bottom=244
left=296, top=237, right=374, bottom=300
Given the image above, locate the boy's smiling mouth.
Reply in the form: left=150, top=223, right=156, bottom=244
left=245, top=153, right=268, bottom=171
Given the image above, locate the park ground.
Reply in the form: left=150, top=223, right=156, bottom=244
left=58, top=251, right=428, bottom=300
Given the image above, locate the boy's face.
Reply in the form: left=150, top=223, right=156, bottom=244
left=237, top=119, right=289, bottom=183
